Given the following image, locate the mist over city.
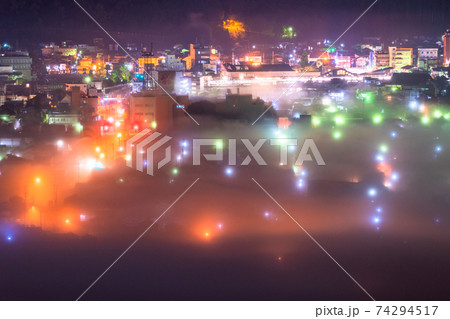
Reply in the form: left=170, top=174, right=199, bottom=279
left=0, top=0, right=450, bottom=305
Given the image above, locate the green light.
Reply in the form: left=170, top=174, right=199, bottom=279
left=444, top=114, right=450, bottom=120
left=84, top=76, right=92, bottom=83
left=312, top=117, right=321, bottom=126
left=75, top=123, right=83, bottom=132
left=372, top=114, right=383, bottom=125
left=332, top=131, right=342, bottom=140
left=215, top=140, right=224, bottom=149
left=391, top=87, right=398, bottom=92
left=421, top=116, right=430, bottom=125
left=325, top=106, right=337, bottom=113
left=433, top=110, right=442, bottom=118
left=379, top=144, right=388, bottom=153
left=334, top=115, right=345, bottom=125
left=172, top=168, right=179, bottom=175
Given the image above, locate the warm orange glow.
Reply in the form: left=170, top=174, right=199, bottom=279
left=222, top=19, right=246, bottom=39
left=65, top=219, right=70, bottom=224
left=35, top=177, right=41, bottom=183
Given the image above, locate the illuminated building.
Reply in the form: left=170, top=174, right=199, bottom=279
left=374, top=52, right=389, bottom=69
left=417, top=48, right=438, bottom=69
left=223, top=63, right=295, bottom=80
left=129, top=91, right=189, bottom=130
left=55, top=46, right=77, bottom=57
left=244, top=52, right=263, bottom=65
left=0, top=51, right=32, bottom=80
left=443, top=29, right=450, bottom=66
left=187, top=43, right=220, bottom=73
left=77, top=57, right=93, bottom=74
left=138, top=57, right=162, bottom=72
left=388, top=47, right=413, bottom=69
left=41, top=44, right=77, bottom=57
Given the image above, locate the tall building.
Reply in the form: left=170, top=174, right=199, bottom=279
left=443, top=29, right=450, bottom=67
left=388, top=47, right=413, bottom=69
left=129, top=91, right=189, bottom=131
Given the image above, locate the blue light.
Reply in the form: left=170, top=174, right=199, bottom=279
left=297, top=179, right=305, bottom=189
left=225, top=167, right=233, bottom=176
left=177, top=105, right=185, bottom=109
left=180, top=140, right=188, bottom=148
left=376, top=207, right=382, bottom=213
left=6, top=235, right=12, bottom=241
left=94, top=162, right=104, bottom=169
left=375, top=154, right=385, bottom=162
left=264, top=212, right=270, bottom=217
left=435, top=145, right=442, bottom=153
left=367, top=188, right=377, bottom=197
left=390, top=131, right=397, bottom=138
left=293, top=113, right=300, bottom=119
left=390, top=172, right=399, bottom=181
left=372, top=216, right=381, bottom=224
left=409, top=100, right=418, bottom=110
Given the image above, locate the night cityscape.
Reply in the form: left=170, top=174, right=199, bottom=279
left=1, top=0, right=450, bottom=310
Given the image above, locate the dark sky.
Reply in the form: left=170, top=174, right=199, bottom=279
left=1, top=0, right=450, bottom=49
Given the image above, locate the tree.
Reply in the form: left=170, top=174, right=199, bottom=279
left=110, top=66, right=132, bottom=84
left=300, top=51, right=309, bottom=68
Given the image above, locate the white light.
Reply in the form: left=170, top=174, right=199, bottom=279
left=225, top=167, right=233, bottom=176
left=367, top=188, right=377, bottom=197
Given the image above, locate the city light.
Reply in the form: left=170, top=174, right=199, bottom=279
left=215, top=140, right=224, bottom=149
left=332, top=131, right=342, bottom=140
left=4, top=3, right=450, bottom=303
left=372, top=114, right=383, bottom=124
left=367, top=188, right=377, bottom=197
left=379, top=144, right=388, bottom=153
left=225, top=167, right=233, bottom=176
